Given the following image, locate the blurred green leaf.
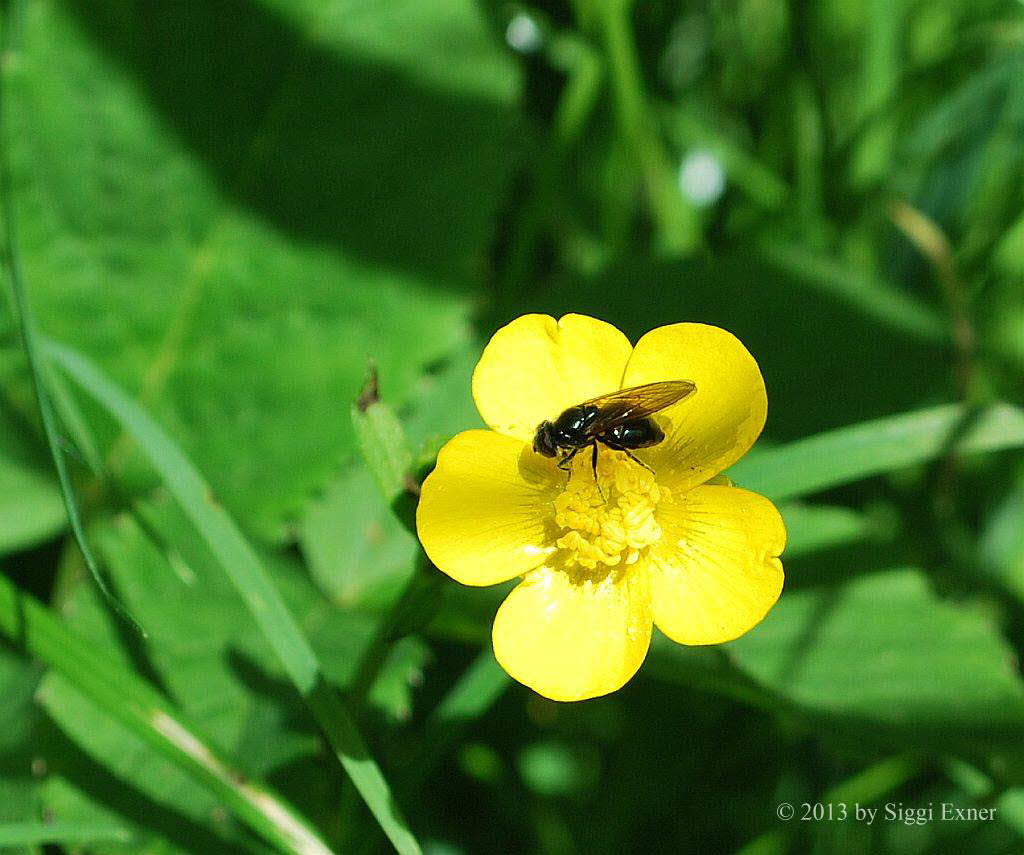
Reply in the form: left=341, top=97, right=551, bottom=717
left=34, top=769, right=198, bottom=855
left=728, top=569, right=1024, bottom=753
left=0, top=821, right=133, bottom=848
left=300, top=462, right=418, bottom=609
left=731, top=403, right=1024, bottom=501
left=780, top=502, right=893, bottom=558
left=0, top=452, right=64, bottom=554
left=945, top=760, right=1024, bottom=839
left=0, top=646, right=42, bottom=835
left=759, top=242, right=948, bottom=343
left=5, top=0, right=518, bottom=541
left=368, top=636, right=430, bottom=725
left=399, top=650, right=510, bottom=797
left=518, top=741, right=596, bottom=797
left=979, top=465, right=1024, bottom=597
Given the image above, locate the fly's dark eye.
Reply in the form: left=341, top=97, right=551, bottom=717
left=533, top=422, right=558, bottom=457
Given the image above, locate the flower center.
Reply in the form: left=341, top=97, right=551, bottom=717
left=553, top=450, right=670, bottom=570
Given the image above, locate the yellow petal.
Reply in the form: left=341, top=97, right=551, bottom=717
left=492, top=565, right=652, bottom=701
left=649, top=484, right=785, bottom=645
left=416, top=430, right=561, bottom=586
left=621, top=323, right=767, bottom=491
left=472, top=314, right=633, bottom=443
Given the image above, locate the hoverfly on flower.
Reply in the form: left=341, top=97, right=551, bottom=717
left=416, top=314, right=785, bottom=702
left=533, top=380, right=697, bottom=480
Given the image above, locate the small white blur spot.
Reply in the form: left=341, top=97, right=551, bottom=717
left=678, top=149, right=726, bottom=207
left=506, top=13, right=543, bottom=53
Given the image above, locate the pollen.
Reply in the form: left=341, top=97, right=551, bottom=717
left=553, top=451, right=670, bottom=570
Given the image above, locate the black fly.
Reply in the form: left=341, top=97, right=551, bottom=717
left=532, top=380, right=696, bottom=484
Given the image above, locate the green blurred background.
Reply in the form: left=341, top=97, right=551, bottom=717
left=2, top=0, right=1024, bottom=852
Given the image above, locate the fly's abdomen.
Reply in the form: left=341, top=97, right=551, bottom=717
left=603, top=418, right=664, bottom=450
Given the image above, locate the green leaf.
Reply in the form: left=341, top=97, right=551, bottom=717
left=780, top=502, right=893, bottom=559
left=730, top=403, right=1024, bottom=501
left=36, top=674, right=224, bottom=834
left=0, top=821, right=133, bottom=848
left=0, top=645, right=43, bottom=833
left=351, top=382, right=414, bottom=502
left=759, top=242, right=948, bottom=344
left=96, top=498, right=420, bottom=751
left=301, top=462, right=418, bottom=608
left=727, top=569, right=1024, bottom=751
left=0, top=573, right=334, bottom=855
left=45, top=336, right=420, bottom=855
left=1, top=4, right=139, bottom=631
left=6, top=0, right=518, bottom=541
left=93, top=505, right=324, bottom=773
left=0, top=452, right=65, bottom=554
left=979, top=467, right=1024, bottom=602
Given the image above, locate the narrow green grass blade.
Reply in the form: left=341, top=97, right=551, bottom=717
left=44, top=337, right=421, bottom=855
left=0, top=821, right=133, bottom=847
left=761, top=242, right=948, bottom=343
left=730, top=403, right=1024, bottom=501
left=0, top=0, right=140, bottom=632
left=598, top=0, right=699, bottom=255
left=0, top=573, right=333, bottom=855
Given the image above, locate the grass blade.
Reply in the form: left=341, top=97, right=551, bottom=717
left=44, top=337, right=421, bottom=855
left=730, top=403, right=1024, bottom=501
left=0, top=821, right=132, bottom=848
left=0, top=573, right=333, bottom=855
left=761, top=242, right=948, bottom=343
left=0, top=0, right=141, bottom=632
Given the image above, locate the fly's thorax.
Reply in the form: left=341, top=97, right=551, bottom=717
left=552, top=404, right=599, bottom=439
left=552, top=448, right=670, bottom=570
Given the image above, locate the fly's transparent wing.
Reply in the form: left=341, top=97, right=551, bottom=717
left=579, top=380, right=696, bottom=432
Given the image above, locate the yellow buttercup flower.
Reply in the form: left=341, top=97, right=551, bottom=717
left=416, top=314, right=785, bottom=702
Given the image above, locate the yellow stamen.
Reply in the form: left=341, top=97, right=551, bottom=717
left=553, top=450, right=669, bottom=570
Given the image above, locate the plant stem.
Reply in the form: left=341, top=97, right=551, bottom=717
left=595, top=0, right=699, bottom=255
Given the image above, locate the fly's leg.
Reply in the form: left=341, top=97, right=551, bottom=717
left=621, top=448, right=655, bottom=474
left=603, top=438, right=656, bottom=476
left=591, top=443, right=607, bottom=501
left=557, top=448, right=579, bottom=482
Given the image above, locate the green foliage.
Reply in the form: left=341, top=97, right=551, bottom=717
left=0, top=445, right=64, bottom=554
left=730, top=569, right=1024, bottom=751
left=2, top=0, right=1024, bottom=852
left=2, top=0, right=511, bottom=542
